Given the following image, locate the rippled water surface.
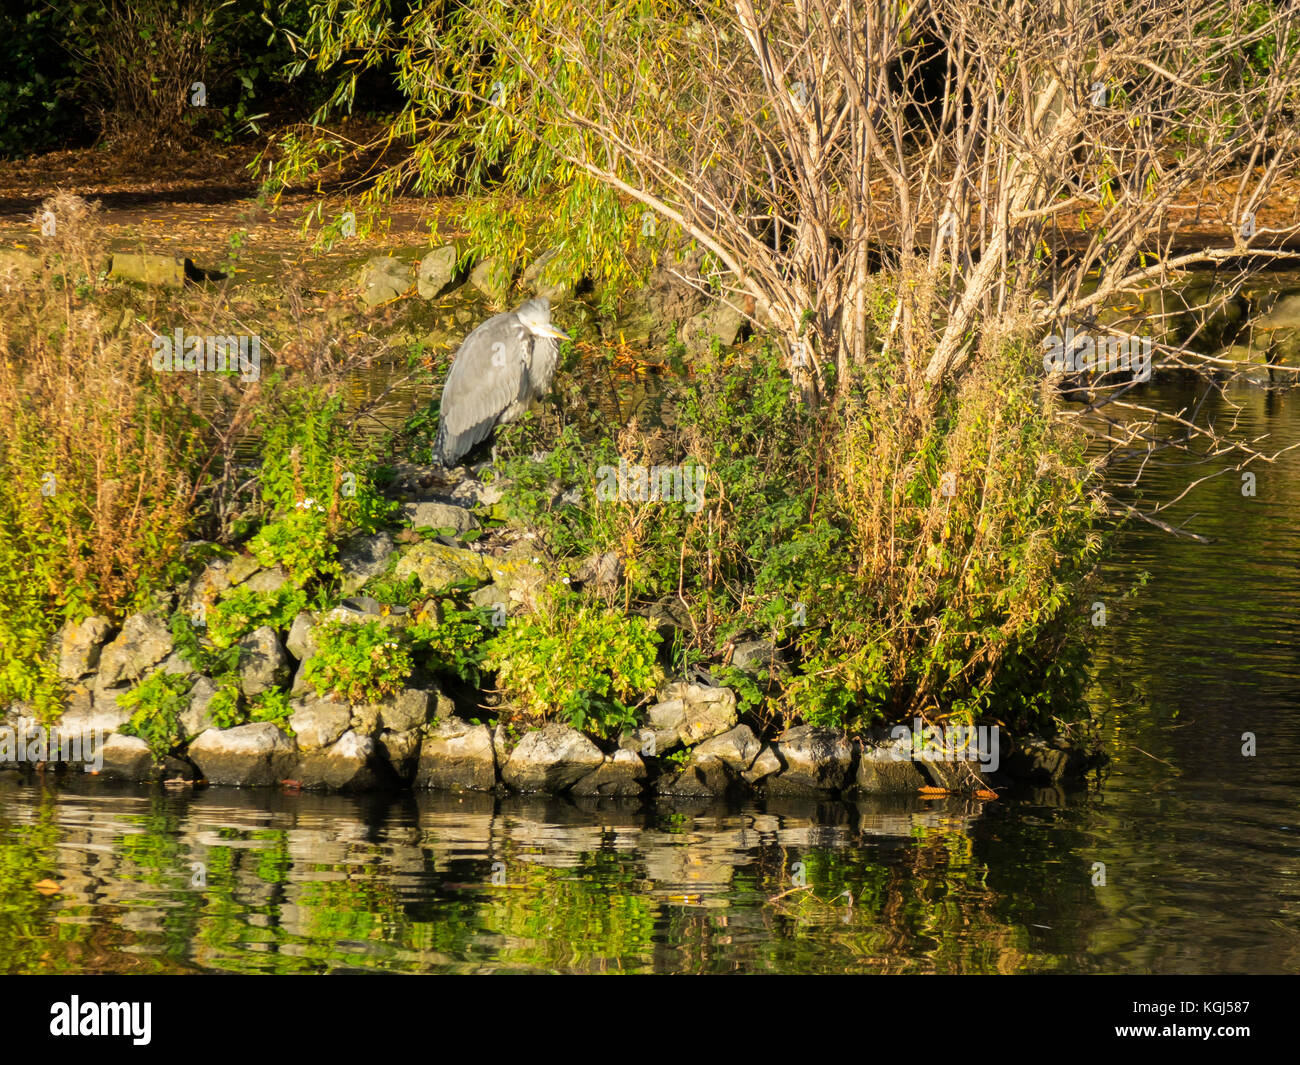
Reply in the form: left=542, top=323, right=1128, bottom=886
left=3, top=381, right=1299, bottom=974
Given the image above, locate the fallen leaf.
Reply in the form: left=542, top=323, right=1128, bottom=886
left=33, top=879, right=62, bottom=895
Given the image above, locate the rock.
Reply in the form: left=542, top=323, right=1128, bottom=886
left=401, top=501, right=477, bottom=533
left=521, top=247, right=559, bottom=289
left=290, top=660, right=311, bottom=695
left=648, top=682, right=737, bottom=747
left=288, top=696, right=351, bottom=752
left=655, top=725, right=759, bottom=798
left=478, top=548, right=547, bottom=612
left=743, top=745, right=782, bottom=785
left=338, top=530, right=396, bottom=595
left=286, top=611, right=318, bottom=662
left=371, top=688, right=434, bottom=733
left=96, top=613, right=174, bottom=689
left=1268, top=328, right=1300, bottom=365
left=9, top=693, right=117, bottom=768
left=184, top=554, right=259, bottom=617
left=766, top=725, right=854, bottom=794
left=1256, top=290, right=1300, bottom=330
left=572, top=749, right=646, bottom=796
left=99, top=735, right=155, bottom=779
left=469, top=257, right=511, bottom=304
left=693, top=725, right=760, bottom=770
left=109, top=252, right=188, bottom=288
left=416, top=717, right=497, bottom=790
left=295, top=730, right=391, bottom=790
left=393, top=541, right=490, bottom=591
left=380, top=729, right=423, bottom=781
left=729, top=639, right=787, bottom=676
left=188, top=723, right=297, bottom=786
left=84, top=687, right=135, bottom=731
left=359, top=256, right=411, bottom=307
left=657, top=753, right=733, bottom=797
left=646, top=700, right=686, bottom=744
left=349, top=700, right=383, bottom=738
left=241, top=567, right=290, bottom=594
left=492, top=722, right=512, bottom=767
left=1002, top=736, right=1094, bottom=786
left=646, top=598, right=693, bottom=641
left=224, top=554, right=262, bottom=585
left=536, top=279, right=571, bottom=304
left=502, top=724, right=604, bottom=792
left=1215, top=343, right=1272, bottom=386
left=155, top=652, right=195, bottom=677
left=573, top=551, right=622, bottom=588
left=180, top=676, right=228, bottom=740
left=620, top=247, right=711, bottom=347
left=417, top=246, right=459, bottom=299
left=321, top=596, right=385, bottom=623
left=237, top=626, right=292, bottom=695
left=58, top=616, right=115, bottom=680
left=522, top=249, right=571, bottom=303
left=448, top=477, right=506, bottom=507
left=470, top=582, right=513, bottom=620
left=681, top=300, right=746, bottom=357
left=385, top=460, right=448, bottom=495
left=855, top=735, right=928, bottom=793
left=617, top=726, right=677, bottom=759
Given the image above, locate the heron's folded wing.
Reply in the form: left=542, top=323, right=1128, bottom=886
left=437, top=313, right=530, bottom=460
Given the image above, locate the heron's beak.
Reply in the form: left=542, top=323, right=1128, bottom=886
left=539, top=322, right=570, bottom=341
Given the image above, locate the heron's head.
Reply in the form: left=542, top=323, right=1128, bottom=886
left=515, top=298, right=570, bottom=341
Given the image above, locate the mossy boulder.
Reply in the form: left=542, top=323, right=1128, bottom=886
left=393, top=542, right=490, bottom=591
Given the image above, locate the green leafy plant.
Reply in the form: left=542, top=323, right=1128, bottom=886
left=207, top=676, right=246, bottom=730
left=302, top=619, right=413, bottom=703
left=249, top=687, right=295, bottom=733
left=409, top=600, right=495, bottom=686
left=255, top=384, right=396, bottom=532
left=118, top=672, right=193, bottom=762
left=248, top=509, right=340, bottom=586
left=484, top=588, right=663, bottom=738
left=207, top=585, right=310, bottom=649
left=359, top=571, right=424, bottom=610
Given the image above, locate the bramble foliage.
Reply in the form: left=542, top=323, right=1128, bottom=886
left=206, top=585, right=311, bottom=649
left=303, top=620, right=412, bottom=703
left=119, top=673, right=193, bottom=763
left=409, top=601, right=496, bottom=687
left=248, top=510, right=340, bottom=586
left=255, top=384, right=395, bottom=529
left=248, top=686, right=295, bottom=732
left=250, top=383, right=397, bottom=585
left=484, top=588, right=663, bottom=738
left=492, top=319, right=1101, bottom=735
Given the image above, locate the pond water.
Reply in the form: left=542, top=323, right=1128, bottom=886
left=3, top=377, right=1299, bottom=975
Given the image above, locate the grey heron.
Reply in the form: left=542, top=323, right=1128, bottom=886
left=434, top=297, right=570, bottom=467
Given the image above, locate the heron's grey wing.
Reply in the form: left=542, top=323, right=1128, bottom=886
left=436, top=312, right=530, bottom=464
